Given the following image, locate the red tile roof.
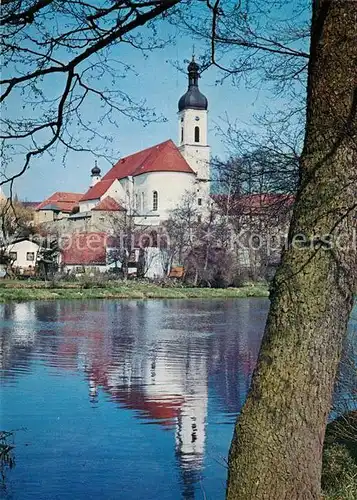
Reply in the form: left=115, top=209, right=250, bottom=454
left=105, top=139, right=194, bottom=179
left=92, top=196, right=125, bottom=212
left=61, top=232, right=108, bottom=265
left=81, top=140, right=194, bottom=202
left=80, top=179, right=116, bottom=202
left=36, top=192, right=83, bottom=213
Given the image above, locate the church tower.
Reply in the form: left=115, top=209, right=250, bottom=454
left=178, top=57, right=210, bottom=202
left=90, top=161, right=101, bottom=186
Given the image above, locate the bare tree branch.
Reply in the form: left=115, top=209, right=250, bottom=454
left=0, top=0, right=183, bottom=188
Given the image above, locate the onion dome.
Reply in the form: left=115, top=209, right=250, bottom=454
left=91, top=161, right=101, bottom=176
left=178, top=56, right=208, bottom=112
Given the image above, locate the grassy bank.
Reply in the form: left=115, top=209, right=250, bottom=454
left=0, top=280, right=269, bottom=302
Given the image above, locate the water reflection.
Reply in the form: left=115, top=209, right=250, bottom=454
left=1, top=299, right=266, bottom=499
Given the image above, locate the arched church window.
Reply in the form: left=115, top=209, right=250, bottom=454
left=194, top=126, right=200, bottom=143
left=181, top=127, right=184, bottom=143
left=153, top=191, right=158, bottom=211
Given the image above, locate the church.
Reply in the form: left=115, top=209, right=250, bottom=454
left=78, top=56, right=211, bottom=225
left=36, top=56, right=211, bottom=230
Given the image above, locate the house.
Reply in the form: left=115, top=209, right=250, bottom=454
left=59, top=231, right=166, bottom=278
left=211, top=193, right=295, bottom=276
left=4, top=238, right=40, bottom=275
left=60, top=232, right=123, bottom=274
left=60, top=232, right=109, bottom=273
left=34, top=192, right=83, bottom=224
left=67, top=196, right=126, bottom=233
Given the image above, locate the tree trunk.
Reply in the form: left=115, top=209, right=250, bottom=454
left=227, top=1, right=357, bottom=499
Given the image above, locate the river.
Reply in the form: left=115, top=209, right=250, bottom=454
left=1, top=298, right=355, bottom=499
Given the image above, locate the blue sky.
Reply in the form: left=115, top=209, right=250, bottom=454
left=5, top=3, right=307, bottom=202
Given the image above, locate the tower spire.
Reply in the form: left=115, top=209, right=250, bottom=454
left=177, top=54, right=211, bottom=203
left=187, top=55, right=200, bottom=88
left=178, top=55, right=207, bottom=112
left=91, top=160, right=101, bottom=186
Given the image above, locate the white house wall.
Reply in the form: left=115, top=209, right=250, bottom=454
left=7, top=240, right=40, bottom=269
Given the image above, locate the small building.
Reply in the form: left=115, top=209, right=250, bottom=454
left=5, top=238, right=40, bottom=275
left=34, top=192, right=83, bottom=224
left=59, top=231, right=166, bottom=278
left=60, top=232, right=110, bottom=274
left=67, top=196, right=126, bottom=233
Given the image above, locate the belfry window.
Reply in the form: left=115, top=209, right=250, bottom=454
left=194, top=126, right=200, bottom=143
left=153, top=191, right=158, bottom=211
left=181, top=127, right=184, bottom=144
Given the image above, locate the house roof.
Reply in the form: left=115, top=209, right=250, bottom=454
left=106, top=139, right=194, bottom=179
left=40, top=203, right=61, bottom=212
left=80, top=179, right=116, bottom=202
left=80, top=140, right=194, bottom=202
left=5, top=238, right=40, bottom=248
left=61, top=232, right=108, bottom=266
left=36, top=192, right=83, bottom=213
left=92, top=196, right=126, bottom=212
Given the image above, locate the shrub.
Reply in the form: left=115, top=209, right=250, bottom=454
left=322, top=443, right=357, bottom=499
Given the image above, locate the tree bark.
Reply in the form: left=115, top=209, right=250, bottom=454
left=226, top=1, right=357, bottom=499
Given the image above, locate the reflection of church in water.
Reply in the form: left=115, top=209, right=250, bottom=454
left=84, top=307, right=210, bottom=498
left=88, top=356, right=208, bottom=499
left=1, top=300, right=260, bottom=499
left=80, top=301, right=256, bottom=498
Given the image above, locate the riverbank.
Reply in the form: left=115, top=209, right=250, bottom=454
left=0, top=280, right=269, bottom=302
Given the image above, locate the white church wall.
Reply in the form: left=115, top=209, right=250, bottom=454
left=180, top=144, right=210, bottom=181
left=119, top=176, right=135, bottom=212
left=178, top=107, right=210, bottom=183
left=178, top=105, right=211, bottom=208
left=178, top=108, right=208, bottom=147
left=79, top=199, right=98, bottom=213
left=105, top=179, right=126, bottom=204
left=79, top=179, right=125, bottom=213
left=133, top=171, right=196, bottom=221
left=91, top=174, right=101, bottom=186
left=34, top=210, right=54, bottom=224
